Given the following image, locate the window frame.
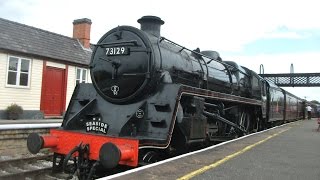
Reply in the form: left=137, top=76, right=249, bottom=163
left=75, top=67, right=88, bottom=84
left=6, top=55, right=32, bottom=88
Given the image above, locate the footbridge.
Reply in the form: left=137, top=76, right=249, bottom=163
left=259, top=73, right=320, bottom=87
left=258, top=64, right=320, bottom=87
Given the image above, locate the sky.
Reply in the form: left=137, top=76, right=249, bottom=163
left=1, top=0, right=319, bottom=101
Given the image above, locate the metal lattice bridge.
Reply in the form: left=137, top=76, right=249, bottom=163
left=259, top=73, right=320, bottom=87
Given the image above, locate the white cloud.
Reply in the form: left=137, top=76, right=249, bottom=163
left=1, top=0, right=317, bottom=52
left=227, top=52, right=320, bottom=74
left=262, top=31, right=306, bottom=39
left=1, top=0, right=319, bottom=100
left=0, top=0, right=35, bottom=21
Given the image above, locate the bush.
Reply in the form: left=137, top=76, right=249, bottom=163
left=6, top=103, right=23, bottom=120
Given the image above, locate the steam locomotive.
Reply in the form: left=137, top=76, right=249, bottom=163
left=27, top=16, right=304, bottom=179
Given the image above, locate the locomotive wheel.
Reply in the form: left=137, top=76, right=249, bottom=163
left=239, top=110, right=251, bottom=135
left=142, top=151, right=160, bottom=164
left=254, top=117, right=266, bottom=132
left=252, top=117, right=260, bottom=133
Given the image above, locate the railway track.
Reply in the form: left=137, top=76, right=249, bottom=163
left=0, top=154, right=70, bottom=180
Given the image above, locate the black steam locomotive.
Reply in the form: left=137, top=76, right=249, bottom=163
left=27, top=16, right=304, bottom=179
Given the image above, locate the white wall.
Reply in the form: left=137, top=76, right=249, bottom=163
left=47, top=61, right=66, bottom=69
left=0, top=52, right=91, bottom=113
left=0, top=53, right=43, bottom=110
left=66, top=65, right=76, bottom=108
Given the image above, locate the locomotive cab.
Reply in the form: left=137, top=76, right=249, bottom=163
left=224, top=61, right=250, bottom=96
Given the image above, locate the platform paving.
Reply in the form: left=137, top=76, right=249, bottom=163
left=106, top=119, right=320, bottom=180
left=193, top=119, right=320, bottom=180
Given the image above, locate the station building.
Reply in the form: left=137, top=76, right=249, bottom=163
left=0, top=17, right=93, bottom=119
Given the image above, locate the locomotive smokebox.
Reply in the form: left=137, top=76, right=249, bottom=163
left=138, top=16, right=164, bottom=37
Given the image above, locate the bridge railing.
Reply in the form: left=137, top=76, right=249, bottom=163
left=259, top=73, right=320, bottom=87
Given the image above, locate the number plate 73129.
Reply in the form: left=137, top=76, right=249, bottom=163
left=105, top=47, right=129, bottom=56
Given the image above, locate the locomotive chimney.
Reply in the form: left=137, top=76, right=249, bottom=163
left=138, top=16, right=164, bottom=37
left=73, top=18, right=92, bottom=49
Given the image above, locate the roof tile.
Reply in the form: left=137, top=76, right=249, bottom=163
left=0, top=17, right=92, bottom=66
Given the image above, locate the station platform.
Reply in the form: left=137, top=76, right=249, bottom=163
left=104, top=119, right=320, bottom=180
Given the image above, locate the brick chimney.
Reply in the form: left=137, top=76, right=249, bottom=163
left=73, top=18, right=92, bottom=49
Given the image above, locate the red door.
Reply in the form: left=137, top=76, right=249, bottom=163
left=41, top=66, right=66, bottom=116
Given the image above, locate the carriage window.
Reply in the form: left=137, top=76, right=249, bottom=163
left=6, top=56, right=31, bottom=87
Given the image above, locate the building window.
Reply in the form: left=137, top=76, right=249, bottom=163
left=6, top=56, right=31, bottom=87
left=76, top=68, right=87, bottom=84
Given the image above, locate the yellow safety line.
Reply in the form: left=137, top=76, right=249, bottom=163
left=177, top=128, right=291, bottom=180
